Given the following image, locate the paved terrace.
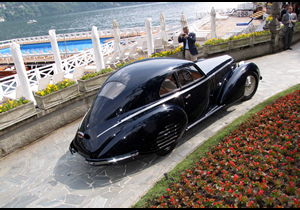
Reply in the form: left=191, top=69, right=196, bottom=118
left=0, top=41, right=299, bottom=208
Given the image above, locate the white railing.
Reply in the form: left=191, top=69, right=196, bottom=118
left=0, top=25, right=161, bottom=47
left=0, top=33, right=147, bottom=100
left=0, top=24, right=163, bottom=100
left=0, top=40, right=116, bottom=99
left=196, top=7, right=234, bottom=19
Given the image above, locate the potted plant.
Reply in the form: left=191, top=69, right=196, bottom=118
left=229, top=34, right=251, bottom=49
left=77, top=67, right=114, bottom=93
left=34, top=79, right=79, bottom=110
left=150, top=46, right=184, bottom=58
left=0, top=97, right=35, bottom=129
left=250, top=30, right=271, bottom=44
left=204, top=38, right=229, bottom=54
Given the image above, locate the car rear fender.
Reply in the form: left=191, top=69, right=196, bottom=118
left=97, top=103, right=188, bottom=157
left=219, top=62, right=260, bottom=105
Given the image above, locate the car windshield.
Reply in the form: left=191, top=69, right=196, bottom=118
left=98, top=81, right=125, bottom=99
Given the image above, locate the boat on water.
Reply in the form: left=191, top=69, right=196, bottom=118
left=27, top=20, right=37, bottom=24
left=0, top=65, right=31, bottom=79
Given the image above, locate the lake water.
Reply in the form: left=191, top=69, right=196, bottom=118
left=0, top=2, right=243, bottom=42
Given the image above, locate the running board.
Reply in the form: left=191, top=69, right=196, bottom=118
left=186, top=104, right=226, bottom=131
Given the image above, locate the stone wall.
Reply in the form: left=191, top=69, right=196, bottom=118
left=0, top=90, right=98, bottom=158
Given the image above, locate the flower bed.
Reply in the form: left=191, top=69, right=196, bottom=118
left=34, top=80, right=79, bottom=110
left=0, top=97, right=30, bottom=113
left=230, top=37, right=251, bottom=49
left=0, top=98, right=35, bottom=130
left=150, top=46, right=183, bottom=58
left=206, top=42, right=229, bottom=54
left=204, top=30, right=271, bottom=46
left=78, top=68, right=114, bottom=93
left=150, top=89, right=300, bottom=208
left=36, top=79, right=76, bottom=96
left=79, top=67, right=113, bottom=80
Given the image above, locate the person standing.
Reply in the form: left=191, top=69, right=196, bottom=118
left=280, top=4, right=288, bottom=21
left=282, top=6, right=298, bottom=50
left=178, top=26, right=198, bottom=62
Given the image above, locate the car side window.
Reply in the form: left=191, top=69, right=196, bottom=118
left=188, top=65, right=203, bottom=81
left=159, top=73, right=178, bottom=96
left=177, top=69, right=194, bottom=87
left=177, top=66, right=203, bottom=87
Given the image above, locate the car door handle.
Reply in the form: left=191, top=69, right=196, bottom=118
left=185, top=94, right=191, bottom=99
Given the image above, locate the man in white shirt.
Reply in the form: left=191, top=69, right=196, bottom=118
left=178, top=26, right=199, bottom=61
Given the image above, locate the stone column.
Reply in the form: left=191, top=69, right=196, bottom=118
left=268, top=2, right=281, bottom=53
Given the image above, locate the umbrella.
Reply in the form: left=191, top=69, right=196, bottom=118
left=210, top=7, right=217, bottom=39
left=91, top=26, right=105, bottom=71
left=145, top=18, right=154, bottom=58
left=10, top=43, right=35, bottom=103
left=180, top=12, right=188, bottom=33
left=49, top=30, right=63, bottom=74
left=112, top=18, right=122, bottom=53
left=159, top=11, right=168, bottom=44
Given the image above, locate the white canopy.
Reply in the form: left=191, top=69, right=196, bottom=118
left=210, top=7, right=217, bottom=39
left=10, top=43, right=35, bottom=103
left=159, top=11, right=168, bottom=44
left=145, top=18, right=154, bottom=57
left=91, top=26, right=105, bottom=71
left=49, top=30, right=63, bottom=74
left=180, top=12, right=188, bottom=33
left=112, top=18, right=122, bottom=53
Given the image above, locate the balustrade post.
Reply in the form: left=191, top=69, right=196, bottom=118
left=10, top=43, right=35, bottom=103
left=35, top=67, right=41, bottom=80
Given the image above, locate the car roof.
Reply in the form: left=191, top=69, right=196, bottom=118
left=102, top=58, right=193, bottom=113
left=107, top=57, right=193, bottom=86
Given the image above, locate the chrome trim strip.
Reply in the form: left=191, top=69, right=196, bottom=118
left=79, top=108, right=90, bottom=129
left=186, top=104, right=225, bottom=131
left=85, top=151, right=139, bottom=165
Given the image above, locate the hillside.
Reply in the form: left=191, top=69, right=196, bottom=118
left=0, top=2, right=150, bottom=21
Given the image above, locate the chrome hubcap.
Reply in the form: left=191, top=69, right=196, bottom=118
left=244, top=75, right=256, bottom=97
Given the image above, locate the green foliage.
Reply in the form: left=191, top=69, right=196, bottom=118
left=0, top=2, right=152, bottom=21
left=0, top=97, right=30, bottom=113
left=80, top=67, right=113, bottom=80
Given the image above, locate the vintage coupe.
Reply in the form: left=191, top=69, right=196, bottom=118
left=70, top=55, right=261, bottom=165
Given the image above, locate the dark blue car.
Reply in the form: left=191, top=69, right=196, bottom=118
left=70, top=55, right=261, bottom=165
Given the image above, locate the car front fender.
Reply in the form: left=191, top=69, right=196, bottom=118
left=96, top=103, right=188, bottom=158
left=219, top=62, right=260, bottom=105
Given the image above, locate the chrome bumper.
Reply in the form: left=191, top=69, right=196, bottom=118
left=85, top=150, right=139, bottom=166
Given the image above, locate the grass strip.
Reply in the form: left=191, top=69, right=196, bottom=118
left=132, top=83, right=300, bottom=208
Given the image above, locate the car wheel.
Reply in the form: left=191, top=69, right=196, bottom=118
left=242, top=72, right=258, bottom=101
left=155, top=143, right=177, bottom=156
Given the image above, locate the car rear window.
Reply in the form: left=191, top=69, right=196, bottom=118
left=98, top=81, right=125, bottom=99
